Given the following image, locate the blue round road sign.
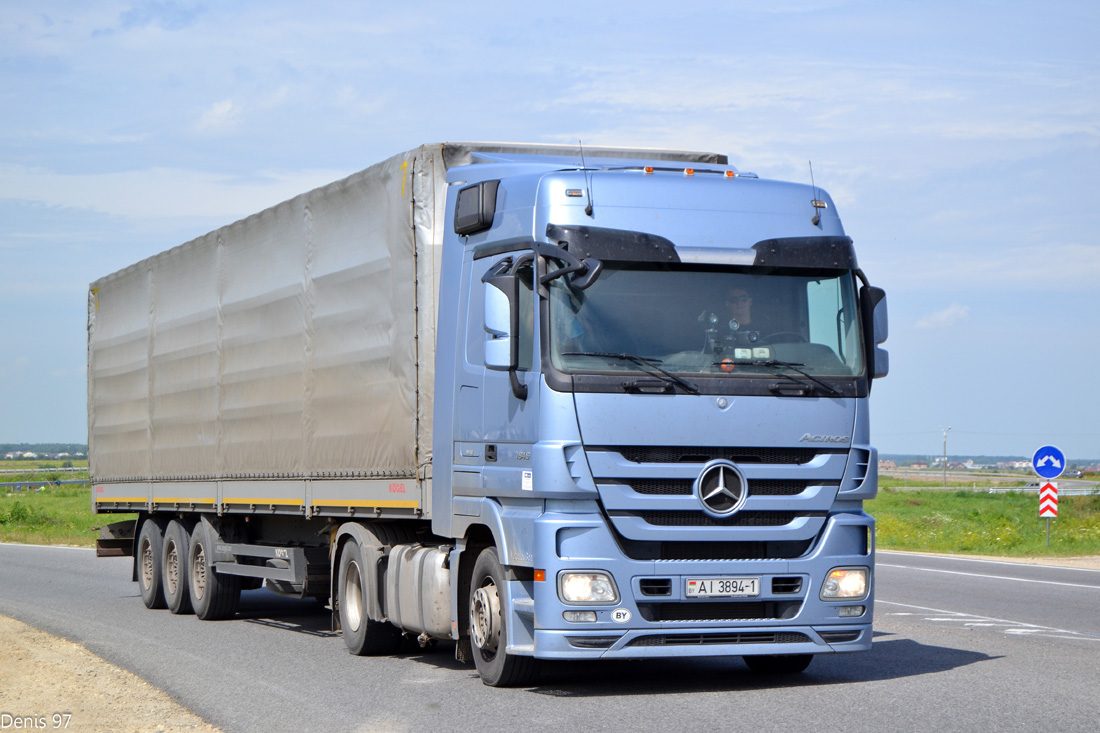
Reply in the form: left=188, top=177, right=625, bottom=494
left=1032, top=445, right=1066, bottom=480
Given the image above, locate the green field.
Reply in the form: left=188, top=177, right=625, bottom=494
left=0, top=462, right=132, bottom=546
left=868, top=488, right=1100, bottom=557
left=3, top=473, right=1099, bottom=557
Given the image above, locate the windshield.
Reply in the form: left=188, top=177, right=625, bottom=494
left=548, top=263, right=864, bottom=379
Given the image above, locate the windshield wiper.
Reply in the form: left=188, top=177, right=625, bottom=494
left=562, top=352, right=700, bottom=395
left=751, top=359, right=842, bottom=397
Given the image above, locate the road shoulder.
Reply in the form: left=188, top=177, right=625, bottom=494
left=877, top=549, right=1100, bottom=570
left=0, top=614, right=220, bottom=732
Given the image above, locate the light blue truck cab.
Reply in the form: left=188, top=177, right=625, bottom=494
left=434, top=152, right=889, bottom=685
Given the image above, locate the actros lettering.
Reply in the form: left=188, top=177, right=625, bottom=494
left=799, top=433, right=850, bottom=443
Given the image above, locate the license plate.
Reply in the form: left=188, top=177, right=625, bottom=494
left=685, top=577, right=760, bottom=598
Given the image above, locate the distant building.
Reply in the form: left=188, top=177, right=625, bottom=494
left=878, top=460, right=897, bottom=470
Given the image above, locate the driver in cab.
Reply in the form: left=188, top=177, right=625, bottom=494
left=726, top=287, right=753, bottom=330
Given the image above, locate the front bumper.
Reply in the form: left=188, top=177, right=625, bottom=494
left=515, top=509, right=874, bottom=660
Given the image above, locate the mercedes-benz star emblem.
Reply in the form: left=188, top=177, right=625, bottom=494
left=694, top=460, right=747, bottom=517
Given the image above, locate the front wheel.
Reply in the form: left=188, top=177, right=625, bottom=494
left=468, top=547, right=537, bottom=687
left=744, top=654, right=813, bottom=674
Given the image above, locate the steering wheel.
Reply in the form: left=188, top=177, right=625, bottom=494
left=760, top=331, right=808, bottom=344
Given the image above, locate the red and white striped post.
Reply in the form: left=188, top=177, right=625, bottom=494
left=1039, top=482, right=1058, bottom=548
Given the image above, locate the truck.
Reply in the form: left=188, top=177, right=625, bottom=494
left=89, top=142, right=889, bottom=686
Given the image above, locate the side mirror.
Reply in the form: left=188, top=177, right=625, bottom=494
left=860, top=285, right=889, bottom=380
left=482, top=259, right=529, bottom=400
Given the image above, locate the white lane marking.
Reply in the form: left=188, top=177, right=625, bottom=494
left=877, top=550, right=1100, bottom=573
left=879, top=600, right=1100, bottom=642
left=877, top=563, right=1100, bottom=591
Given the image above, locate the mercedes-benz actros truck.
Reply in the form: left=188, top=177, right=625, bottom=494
left=90, top=142, right=889, bottom=686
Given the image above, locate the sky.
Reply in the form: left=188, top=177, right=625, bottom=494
left=2, top=0, right=1098, bottom=461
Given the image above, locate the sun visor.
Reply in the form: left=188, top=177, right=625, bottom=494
left=545, top=224, right=679, bottom=263
left=752, top=236, right=857, bottom=270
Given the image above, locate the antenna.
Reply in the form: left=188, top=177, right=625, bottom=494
left=809, top=160, right=822, bottom=227
left=809, top=160, right=820, bottom=226
left=579, top=140, right=594, bottom=217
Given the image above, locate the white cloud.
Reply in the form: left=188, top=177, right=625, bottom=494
left=0, top=164, right=352, bottom=219
left=915, top=303, right=970, bottom=330
left=195, top=99, right=241, bottom=134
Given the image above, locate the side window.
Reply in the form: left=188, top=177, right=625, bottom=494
left=806, top=278, right=841, bottom=349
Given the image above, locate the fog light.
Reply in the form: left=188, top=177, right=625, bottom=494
left=820, top=567, right=869, bottom=601
left=558, top=571, right=619, bottom=604
left=563, top=610, right=598, bottom=623
left=838, top=605, right=865, bottom=618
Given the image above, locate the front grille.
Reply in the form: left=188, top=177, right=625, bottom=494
left=627, top=632, right=810, bottom=647
left=611, top=446, right=836, bottom=465
left=624, top=479, right=817, bottom=497
left=638, top=600, right=801, bottom=622
left=626, top=479, right=694, bottom=495
left=634, top=511, right=804, bottom=527
left=620, top=539, right=815, bottom=561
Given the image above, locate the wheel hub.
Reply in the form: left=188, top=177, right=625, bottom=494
left=165, top=542, right=179, bottom=594
left=344, top=560, right=363, bottom=632
left=470, top=584, right=501, bottom=653
left=192, top=544, right=207, bottom=600
left=140, top=539, right=155, bottom=588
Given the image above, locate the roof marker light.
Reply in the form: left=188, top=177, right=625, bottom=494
left=644, top=166, right=654, bottom=174
left=684, top=168, right=695, bottom=176
left=725, top=170, right=737, bottom=178
left=565, top=189, right=584, bottom=198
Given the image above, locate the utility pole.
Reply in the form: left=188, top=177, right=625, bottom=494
left=941, top=426, right=952, bottom=488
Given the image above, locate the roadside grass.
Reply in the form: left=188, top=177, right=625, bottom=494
left=1, top=459, right=88, bottom=471
left=3, top=478, right=1098, bottom=558
left=868, top=488, right=1100, bottom=557
left=0, top=482, right=131, bottom=547
left=880, top=475, right=1039, bottom=490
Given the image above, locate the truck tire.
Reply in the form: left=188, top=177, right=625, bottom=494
left=162, top=520, right=193, bottom=615
left=337, top=540, right=401, bottom=656
left=136, top=519, right=168, bottom=610
left=469, top=547, right=537, bottom=687
left=188, top=521, right=240, bottom=620
left=744, top=654, right=813, bottom=674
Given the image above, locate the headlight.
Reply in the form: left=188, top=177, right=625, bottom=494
left=558, top=571, right=619, bottom=604
left=819, top=567, right=869, bottom=601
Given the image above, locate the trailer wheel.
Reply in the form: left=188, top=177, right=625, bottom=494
left=136, top=519, right=167, bottom=610
left=469, top=547, right=537, bottom=687
left=162, top=520, right=193, bottom=615
left=337, top=540, right=401, bottom=656
left=744, top=654, right=813, bottom=674
left=188, top=521, right=240, bottom=620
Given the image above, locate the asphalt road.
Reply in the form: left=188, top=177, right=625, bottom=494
left=2, top=544, right=1098, bottom=732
